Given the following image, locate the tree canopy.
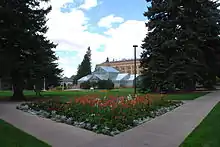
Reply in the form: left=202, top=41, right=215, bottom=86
left=0, top=0, right=62, bottom=99
left=106, top=57, right=109, bottom=63
left=140, top=0, right=220, bottom=92
left=73, top=47, right=92, bottom=84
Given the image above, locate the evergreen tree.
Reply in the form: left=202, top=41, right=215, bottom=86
left=140, top=0, right=220, bottom=92
left=73, top=64, right=81, bottom=85
left=175, top=0, right=220, bottom=89
left=80, top=47, right=92, bottom=76
left=73, top=47, right=92, bottom=84
left=0, top=0, right=62, bottom=100
left=106, top=57, right=109, bottom=62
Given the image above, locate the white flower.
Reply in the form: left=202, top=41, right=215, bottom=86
left=55, top=115, right=61, bottom=119
left=85, top=123, right=92, bottom=129
left=105, top=126, right=110, bottom=130
left=66, top=117, right=73, bottom=124
left=51, top=110, right=56, bottom=115
left=90, top=114, right=95, bottom=116
left=127, top=94, right=133, bottom=101
left=43, top=112, right=50, bottom=118
left=28, top=110, right=36, bottom=115
left=92, top=125, right=98, bottom=130
left=74, top=122, right=80, bottom=126
left=22, top=105, right=29, bottom=110
left=51, top=117, right=56, bottom=121
left=60, top=115, right=67, bottom=122
left=79, top=122, right=86, bottom=128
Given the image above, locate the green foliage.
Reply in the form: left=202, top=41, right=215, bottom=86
left=140, top=0, right=220, bottom=92
left=180, top=102, right=220, bottom=147
left=0, top=0, right=62, bottom=100
left=53, top=86, right=62, bottom=91
left=73, top=47, right=92, bottom=84
left=80, top=81, right=91, bottom=89
left=21, top=97, right=182, bottom=136
left=0, top=119, right=51, bottom=147
left=97, top=80, right=114, bottom=90
left=216, top=76, right=220, bottom=84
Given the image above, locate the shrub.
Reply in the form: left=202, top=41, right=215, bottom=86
left=97, top=80, right=114, bottom=89
left=55, top=86, right=63, bottom=91
left=80, top=81, right=91, bottom=89
left=90, top=81, right=98, bottom=88
left=216, top=76, right=220, bottom=86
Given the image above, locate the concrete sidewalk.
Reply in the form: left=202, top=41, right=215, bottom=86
left=0, top=102, right=109, bottom=147
left=79, top=91, right=220, bottom=147
left=0, top=91, right=220, bottom=147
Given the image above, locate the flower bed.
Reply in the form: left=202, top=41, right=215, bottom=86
left=17, top=94, right=183, bottom=136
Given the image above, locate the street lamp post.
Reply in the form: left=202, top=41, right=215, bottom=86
left=133, top=45, right=138, bottom=96
left=0, top=78, right=2, bottom=91
left=43, top=77, right=46, bottom=91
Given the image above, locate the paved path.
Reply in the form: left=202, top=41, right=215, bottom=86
left=0, top=102, right=109, bottom=147
left=79, top=91, right=220, bottom=147
left=0, top=91, right=220, bottom=147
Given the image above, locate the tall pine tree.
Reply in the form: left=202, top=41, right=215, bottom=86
left=0, top=0, right=62, bottom=100
left=140, top=0, right=220, bottom=92
left=73, top=47, right=92, bottom=84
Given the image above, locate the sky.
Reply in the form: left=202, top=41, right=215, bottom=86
left=43, top=0, right=150, bottom=77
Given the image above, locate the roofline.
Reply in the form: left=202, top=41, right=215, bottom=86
left=98, top=66, right=120, bottom=73
left=97, top=59, right=141, bottom=65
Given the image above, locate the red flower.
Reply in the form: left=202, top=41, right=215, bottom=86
left=48, top=107, right=57, bottom=111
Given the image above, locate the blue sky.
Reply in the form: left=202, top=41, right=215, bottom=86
left=46, top=0, right=150, bottom=77
left=84, top=0, right=147, bottom=25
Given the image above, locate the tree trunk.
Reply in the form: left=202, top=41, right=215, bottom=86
left=184, top=79, right=196, bottom=92
left=10, top=72, right=26, bottom=101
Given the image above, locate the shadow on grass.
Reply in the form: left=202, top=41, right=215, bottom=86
left=0, top=89, right=211, bottom=102
left=0, top=119, right=51, bottom=147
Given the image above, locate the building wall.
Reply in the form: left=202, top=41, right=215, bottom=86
left=97, top=59, right=142, bottom=75
left=122, top=80, right=134, bottom=88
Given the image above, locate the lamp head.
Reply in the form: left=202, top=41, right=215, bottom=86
left=133, top=45, right=138, bottom=48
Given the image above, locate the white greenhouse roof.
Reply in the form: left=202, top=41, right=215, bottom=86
left=78, top=75, right=92, bottom=82
left=94, top=74, right=109, bottom=80
left=99, top=66, right=119, bottom=73
left=127, top=74, right=139, bottom=81
left=115, top=73, right=129, bottom=81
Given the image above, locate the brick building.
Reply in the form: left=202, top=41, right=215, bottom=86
left=96, top=59, right=142, bottom=75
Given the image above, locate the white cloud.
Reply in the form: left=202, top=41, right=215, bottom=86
left=79, top=0, right=98, bottom=10
left=97, top=14, right=124, bottom=28
left=101, top=20, right=147, bottom=61
left=44, top=0, right=147, bottom=77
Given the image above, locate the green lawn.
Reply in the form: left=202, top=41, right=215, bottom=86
left=0, top=88, right=208, bottom=101
left=0, top=89, right=134, bottom=97
left=0, top=119, right=51, bottom=147
left=180, top=102, right=220, bottom=147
